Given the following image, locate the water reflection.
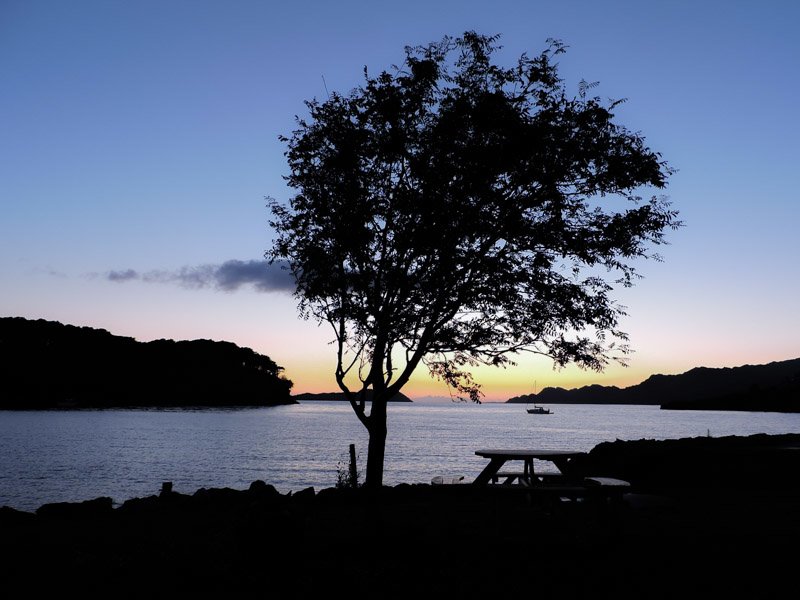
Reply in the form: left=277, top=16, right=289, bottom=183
left=1, top=403, right=798, bottom=511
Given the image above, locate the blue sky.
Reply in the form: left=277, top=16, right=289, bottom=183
left=2, top=0, right=798, bottom=400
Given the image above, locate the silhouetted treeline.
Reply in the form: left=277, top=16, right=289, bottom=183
left=0, top=317, right=294, bottom=408
left=507, top=358, right=800, bottom=412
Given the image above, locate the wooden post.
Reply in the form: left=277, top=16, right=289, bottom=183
left=349, top=443, right=358, bottom=487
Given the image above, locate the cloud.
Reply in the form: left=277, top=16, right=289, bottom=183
left=215, top=259, right=296, bottom=292
left=104, top=260, right=294, bottom=293
left=107, top=269, right=139, bottom=282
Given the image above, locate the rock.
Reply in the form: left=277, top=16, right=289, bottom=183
left=36, top=496, right=114, bottom=519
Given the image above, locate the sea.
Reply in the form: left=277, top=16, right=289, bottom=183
left=2, top=401, right=800, bottom=512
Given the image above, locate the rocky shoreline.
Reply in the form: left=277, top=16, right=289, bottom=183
left=3, top=433, right=800, bottom=597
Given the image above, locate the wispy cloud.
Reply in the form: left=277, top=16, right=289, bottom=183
left=103, top=260, right=294, bottom=293
left=107, top=269, right=139, bottom=282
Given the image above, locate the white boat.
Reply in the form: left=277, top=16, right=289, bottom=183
left=525, top=380, right=551, bottom=414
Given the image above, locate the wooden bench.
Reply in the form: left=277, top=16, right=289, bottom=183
left=488, top=472, right=626, bottom=498
left=526, top=477, right=631, bottom=510
left=528, top=476, right=631, bottom=501
left=582, top=476, right=631, bottom=504
left=584, top=476, right=631, bottom=488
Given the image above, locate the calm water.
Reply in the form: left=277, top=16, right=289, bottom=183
left=2, top=402, right=799, bottom=512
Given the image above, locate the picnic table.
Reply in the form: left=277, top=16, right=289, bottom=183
left=472, top=448, right=631, bottom=506
left=472, top=449, right=586, bottom=486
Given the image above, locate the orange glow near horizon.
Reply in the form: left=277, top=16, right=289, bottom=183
left=284, top=354, right=662, bottom=402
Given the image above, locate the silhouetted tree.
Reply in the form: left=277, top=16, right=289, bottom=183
left=268, top=32, right=680, bottom=487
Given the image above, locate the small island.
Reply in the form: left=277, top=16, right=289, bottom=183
left=0, top=317, right=294, bottom=408
left=293, top=390, right=412, bottom=402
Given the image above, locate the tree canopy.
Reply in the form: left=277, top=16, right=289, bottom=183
left=268, top=32, right=680, bottom=486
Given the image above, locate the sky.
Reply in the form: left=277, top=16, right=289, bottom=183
left=1, top=0, right=798, bottom=402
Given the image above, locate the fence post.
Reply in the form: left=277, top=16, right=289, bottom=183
left=349, top=443, right=358, bottom=487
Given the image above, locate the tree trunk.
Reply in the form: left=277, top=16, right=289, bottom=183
left=364, top=397, right=388, bottom=488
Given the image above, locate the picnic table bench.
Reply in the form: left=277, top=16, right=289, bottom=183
left=473, top=449, right=630, bottom=505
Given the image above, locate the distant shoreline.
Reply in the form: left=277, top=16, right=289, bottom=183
left=292, top=391, right=413, bottom=402
left=506, top=357, right=800, bottom=412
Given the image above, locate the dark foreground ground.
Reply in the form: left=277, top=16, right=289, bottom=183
left=3, top=433, right=800, bottom=599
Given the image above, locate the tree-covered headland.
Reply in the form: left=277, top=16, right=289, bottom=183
left=0, top=317, right=294, bottom=408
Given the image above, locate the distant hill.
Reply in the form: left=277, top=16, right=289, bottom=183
left=507, top=358, right=800, bottom=412
left=293, top=391, right=412, bottom=402
left=0, top=317, right=294, bottom=408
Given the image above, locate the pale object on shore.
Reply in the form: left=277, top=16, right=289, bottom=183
left=431, top=475, right=465, bottom=485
